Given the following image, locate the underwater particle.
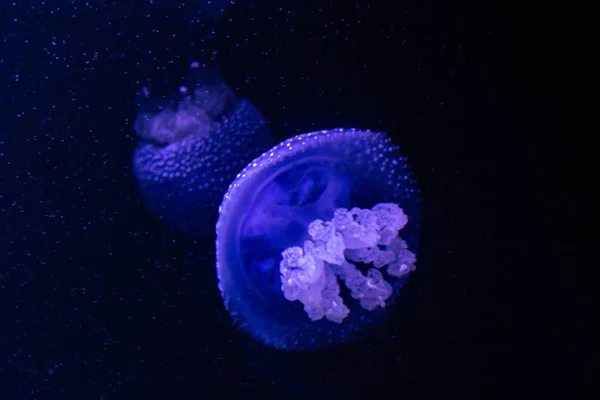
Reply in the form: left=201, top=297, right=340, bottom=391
left=149, top=0, right=234, bottom=22
left=188, top=0, right=231, bottom=20
left=131, top=67, right=271, bottom=236
left=216, top=128, right=420, bottom=350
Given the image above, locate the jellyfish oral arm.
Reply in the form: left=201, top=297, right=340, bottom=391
left=134, top=84, right=232, bottom=146
left=279, top=203, right=417, bottom=323
left=280, top=247, right=351, bottom=323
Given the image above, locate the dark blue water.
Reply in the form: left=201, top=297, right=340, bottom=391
left=0, top=1, right=579, bottom=399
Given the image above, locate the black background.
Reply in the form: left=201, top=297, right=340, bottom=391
left=0, top=0, right=582, bottom=399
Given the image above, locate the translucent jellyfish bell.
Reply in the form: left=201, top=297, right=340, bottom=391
left=216, top=128, right=420, bottom=350
left=132, top=67, right=271, bottom=235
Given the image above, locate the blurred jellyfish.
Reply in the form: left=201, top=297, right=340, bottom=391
left=216, top=128, right=420, bottom=350
left=132, top=65, right=271, bottom=235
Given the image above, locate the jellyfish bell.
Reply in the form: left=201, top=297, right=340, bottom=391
left=131, top=65, right=271, bottom=236
left=216, top=128, right=420, bottom=351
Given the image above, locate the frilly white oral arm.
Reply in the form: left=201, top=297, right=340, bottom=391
left=279, top=203, right=416, bottom=323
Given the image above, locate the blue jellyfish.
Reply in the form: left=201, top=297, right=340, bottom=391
left=216, top=128, right=420, bottom=350
left=132, top=66, right=271, bottom=235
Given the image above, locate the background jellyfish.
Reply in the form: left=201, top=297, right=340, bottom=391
left=132, top=65, right=271, bottom=236
left=216, top=128, right=421, bottom=350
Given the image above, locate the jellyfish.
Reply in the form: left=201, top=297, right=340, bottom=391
left=132, top=66, right=271, bottom=235
left=216, top=128, right=420, bottom=350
